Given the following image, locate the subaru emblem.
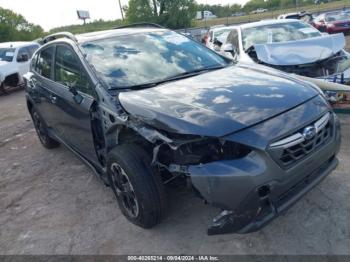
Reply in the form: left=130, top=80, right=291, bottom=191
left=302, top=126, right=316, bottom=140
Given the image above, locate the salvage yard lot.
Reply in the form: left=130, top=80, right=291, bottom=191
left=1, top=44, right=350, bottom=255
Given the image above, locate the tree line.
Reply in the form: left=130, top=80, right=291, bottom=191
left=0, top=7, right=44, bottom=42
left=0, top=0, right=344, bottom=42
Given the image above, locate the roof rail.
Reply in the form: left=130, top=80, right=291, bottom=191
left=114, top=23, right=165, bottom=29
left=41, top=32, right=78, bottom=44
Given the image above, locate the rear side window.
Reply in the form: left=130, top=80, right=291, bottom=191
left=54, top=45, right=93, bottom=96
left=37, top=47, right=54, bottom=79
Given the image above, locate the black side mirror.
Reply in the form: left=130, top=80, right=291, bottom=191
left=68, top=85, right=78, bottom=96
left=213, top=38, right=222, bottom=46
left=222, top=43, right=237, bottom=59
left=68, top=85, right=83, bottom=104
left=17, top=53, right=29, bottom=62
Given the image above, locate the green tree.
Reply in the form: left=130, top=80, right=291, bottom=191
left=126, top=0, right=196, bottom=29
left=0, top=7, right=44, bottom=42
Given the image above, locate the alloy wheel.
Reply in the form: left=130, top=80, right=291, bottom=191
left=110, top=163, right=140, bottom=218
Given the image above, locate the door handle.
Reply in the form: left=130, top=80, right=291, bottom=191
left=50, top=94, right=58, bottom=104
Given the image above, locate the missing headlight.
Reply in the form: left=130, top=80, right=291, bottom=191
left=158, top=138, right=251, bottom=166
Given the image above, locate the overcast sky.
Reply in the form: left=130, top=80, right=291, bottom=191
left=0, top=0, right=248, bottom=31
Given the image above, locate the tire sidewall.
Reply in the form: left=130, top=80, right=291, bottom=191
left=107, top=145, right=165, bottom=228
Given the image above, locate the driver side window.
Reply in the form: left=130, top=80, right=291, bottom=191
left=54, top=45, right=94, bottom=96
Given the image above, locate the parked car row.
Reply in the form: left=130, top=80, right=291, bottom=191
left=313, top=11, right=350, bottom=34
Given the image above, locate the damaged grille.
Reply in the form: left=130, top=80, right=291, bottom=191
left=269, top=112, right=333, bottom=168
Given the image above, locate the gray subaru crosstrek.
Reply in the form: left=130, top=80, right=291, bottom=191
left=25, top=24, right=341, bottom=235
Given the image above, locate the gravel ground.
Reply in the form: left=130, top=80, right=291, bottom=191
left=0, top=89, right=349, bottom=255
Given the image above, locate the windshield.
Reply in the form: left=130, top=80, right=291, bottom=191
left=0, top=48, right=15, bottom=62
left=325, top=12, right=350, bottom=22
left=82, top=30, right=228, bottom=89
left=242, top=21, right=321, bottom=50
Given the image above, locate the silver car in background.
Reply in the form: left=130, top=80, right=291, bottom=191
left=215, top=19, right=350, bottom=85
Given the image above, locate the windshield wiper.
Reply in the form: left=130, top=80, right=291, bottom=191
left=113, top=65, right=227, bottom=90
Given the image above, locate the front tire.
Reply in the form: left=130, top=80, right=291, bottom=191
left=107, top=144, right=166, bottom=228
left=0, top=82, right=7, bottom=95
left=31, top=108, right=60, bottom=149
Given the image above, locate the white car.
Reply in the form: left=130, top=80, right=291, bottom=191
left=251, top=8, right=268, bottom=14
left=216, top=19, right=350, bottom=85
left=0, top=42, right=39, bottom=94
left=203, top=25, right=237, bottom=51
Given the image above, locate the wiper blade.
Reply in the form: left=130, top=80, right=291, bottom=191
left=169, top=65, right=226, bottom=79
left=113, top=65, right=226, bottom=90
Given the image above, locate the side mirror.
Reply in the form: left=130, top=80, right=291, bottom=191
left=17, top=53, right=29, bottom=62
left=213, top=38, right=222, bottom=46
left=223, top=43, right=234, bottom=52
left=223, top=43, right=237, bottom=59
left=68, top=84, right=83, bottom=104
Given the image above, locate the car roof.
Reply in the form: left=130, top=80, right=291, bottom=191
left=208, top=25, right=239, bottom=33
left=0, top=41, right=39, bottom=49
left=239, top=19, right=301, bottom=29
left=281, top=11, right=310, bottom=16
left=324, top=11, right=346, bottom=16
left=76, top=28, right=168, bottom=43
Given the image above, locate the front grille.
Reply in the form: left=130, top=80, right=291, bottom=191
left=269, top=112, right=333, bottom=168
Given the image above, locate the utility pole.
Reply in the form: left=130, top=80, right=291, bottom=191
left=118, top=0, right=124, bottom=20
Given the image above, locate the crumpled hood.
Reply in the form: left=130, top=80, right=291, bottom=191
left=119, top=64, right=318, bottom=137
left=253, top=33, right=345, bottom=66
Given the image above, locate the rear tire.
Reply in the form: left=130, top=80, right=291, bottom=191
left=31, top=108, right=60, bottom=149
left=107, top=144, right=166, bottom=228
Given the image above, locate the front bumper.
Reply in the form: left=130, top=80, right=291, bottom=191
left=189, top=113, right=341, bottom=235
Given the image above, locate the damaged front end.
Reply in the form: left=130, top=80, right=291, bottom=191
left=109, top=106, right=340, bottom=235
left=255, top=51, right=350, bottom=85
left=120, top=97, right=339, bottom=235
left=248, top=33, right=350, bottom=85
left=110, top=64, right=340, bottom=235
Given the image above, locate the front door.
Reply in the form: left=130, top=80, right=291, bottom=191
left=51, top=44, right=99, bottom=164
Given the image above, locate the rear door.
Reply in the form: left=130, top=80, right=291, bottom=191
left=51, top=44, right=99, bottom=163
